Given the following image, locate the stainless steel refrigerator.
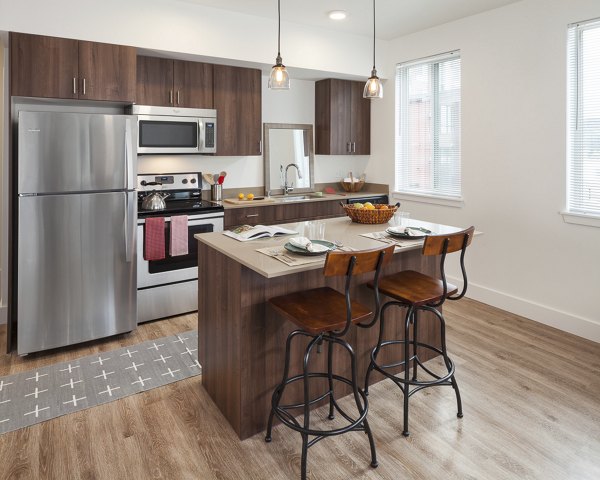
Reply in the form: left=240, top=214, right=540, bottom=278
left=16, top=111, right=137, bottom=355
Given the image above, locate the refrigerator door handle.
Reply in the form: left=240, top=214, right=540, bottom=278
left=125, top=193, right=135, bottom=263
left=125, top=118, right=135, bottom=190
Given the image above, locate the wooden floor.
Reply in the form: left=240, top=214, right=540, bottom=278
left=0, top=300, right=599, bottom=480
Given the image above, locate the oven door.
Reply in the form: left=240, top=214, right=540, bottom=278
left=137, top=214, right=224, bottom=288
left=137, top=115, right=200, bottom=154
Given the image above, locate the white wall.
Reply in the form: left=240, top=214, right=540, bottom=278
left=368, top=0, right=600, bottom=341
left=0, top=0, right=386, bottom=80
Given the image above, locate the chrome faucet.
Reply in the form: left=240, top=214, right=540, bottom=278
left=283, top=163, right=302, bottom=195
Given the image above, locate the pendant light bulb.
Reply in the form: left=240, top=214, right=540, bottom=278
left=269, top=0, right=290, bottom=90
left=364, top=0, right=383, bottom=99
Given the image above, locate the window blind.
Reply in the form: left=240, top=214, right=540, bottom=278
left=567, top=19, right=600, bottom=216
left=395, top=51, right=461, bottom=199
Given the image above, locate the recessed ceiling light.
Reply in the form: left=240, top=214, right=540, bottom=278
left=328, top=10, right=347, bottom=21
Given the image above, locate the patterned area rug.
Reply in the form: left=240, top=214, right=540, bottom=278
left=0, top=330, right=200, bottom=435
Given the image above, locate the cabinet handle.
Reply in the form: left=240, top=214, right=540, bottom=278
left=82, top=78, right=86, bottom=95
left=259, top=140, right=262, bottom=155
left=352, top=142, right=356, bottom=153
left=246, top=214, right=259, bottom=218
left=177, top=90, right=180, bottom=105
left=72, top=77, right=77, bottom=94
left=169, top=90, right=173, bottom=105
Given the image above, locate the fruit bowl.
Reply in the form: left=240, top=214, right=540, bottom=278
left=341, top=203, right=398, bottom=224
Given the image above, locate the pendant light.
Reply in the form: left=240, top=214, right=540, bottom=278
left=269, top=0, right=290, bottom=90
left=363, top=0, right=383, bottom=98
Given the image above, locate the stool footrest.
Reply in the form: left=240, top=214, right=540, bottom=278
left=271, top=372, right=369, bottom=438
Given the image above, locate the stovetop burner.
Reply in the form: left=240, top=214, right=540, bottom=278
left=137, top=172, right=224, bottom=218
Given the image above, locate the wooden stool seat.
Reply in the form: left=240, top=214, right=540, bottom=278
left=269, top=287, right=372, bottom=335
left=370, top=270, right=458, bottom=307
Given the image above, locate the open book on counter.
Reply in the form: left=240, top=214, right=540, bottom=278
left=223, top=224, right=297, bottom=242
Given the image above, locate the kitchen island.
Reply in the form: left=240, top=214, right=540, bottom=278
left=196, top=216, right=465, bottom=440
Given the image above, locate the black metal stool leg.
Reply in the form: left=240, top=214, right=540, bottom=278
left=402, top=306, right=414, bottom=437
left=266, top=330, right=303, bottom=442
left=437, top=309, right=463, bottom=418
left=340, top=339, right=378, bottom=468
left=300, top=434, right=308, bottom=480
left=365, top=302, right=393, bottom=395
left=412, top=310, right=419, bottom=382
left=327, top=339, right=335, bottom=420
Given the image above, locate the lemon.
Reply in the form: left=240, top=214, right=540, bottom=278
left=247, top=193, right=255, bottom=200
left=238, top=193, right=245, bottom=200
left=365, top=204, right=376, bottom=210
left=353, top=203, right=364, bottom=209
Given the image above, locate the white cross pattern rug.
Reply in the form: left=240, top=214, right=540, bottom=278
left=0, top=330, right=200, bottom=435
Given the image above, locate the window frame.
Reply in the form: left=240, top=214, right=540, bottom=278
left=393, top=50, right=463, bottom=207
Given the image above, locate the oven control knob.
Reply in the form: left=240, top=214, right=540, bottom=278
left=190, top=178, right=197, bottom=184
left=182, top=179, right=188, bottom=184
left=140, top=180, right=147, bottom=186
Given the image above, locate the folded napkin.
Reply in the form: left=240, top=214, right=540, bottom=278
left=289, top=236, right=330, bottom=253
left=405, top=227, right=432, bottom=236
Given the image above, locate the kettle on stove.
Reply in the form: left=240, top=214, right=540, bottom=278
left=141, top=191, right=170, bottom=210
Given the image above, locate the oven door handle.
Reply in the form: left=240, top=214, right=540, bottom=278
left=125, top=192, right=135, bottom=262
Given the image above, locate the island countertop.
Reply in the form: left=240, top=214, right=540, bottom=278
left=194, top=216, right=464, bottom=279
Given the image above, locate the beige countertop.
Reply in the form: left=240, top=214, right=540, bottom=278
left=195, top=216, right=466, bottom=279
left=215, top=191, right=390, bottom=210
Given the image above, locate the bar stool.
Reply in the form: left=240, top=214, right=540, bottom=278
left=365, top=226, right=475, bottom=437
left=265, top=245, right=394, bottom=480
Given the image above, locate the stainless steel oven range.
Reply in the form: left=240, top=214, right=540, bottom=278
left=137, top=172, right=224, bottom=323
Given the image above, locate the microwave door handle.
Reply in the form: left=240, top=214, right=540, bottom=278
left=198, top=119, right=202, bottom=151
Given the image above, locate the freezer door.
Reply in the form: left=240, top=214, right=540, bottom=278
left=18, top=111, right=136, bottom=194
left=17, top=192, right=137, bottom=354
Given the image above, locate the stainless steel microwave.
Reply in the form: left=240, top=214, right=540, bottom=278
left=128, top=105, right=217, bottom=154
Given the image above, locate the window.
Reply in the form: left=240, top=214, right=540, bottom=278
left=395, top=51, right=461, bottom=202
left=567, top=19, right=600, bottom=218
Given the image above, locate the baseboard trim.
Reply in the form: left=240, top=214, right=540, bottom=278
left=448, top=276, right=600, bottom=344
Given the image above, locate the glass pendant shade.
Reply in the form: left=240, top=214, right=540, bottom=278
left=269, top=0, right=290, bottom=90
left=269, top=56, right=290, bottom=90
left=364, top=0, right=382, bottom=99
left=363, top=69, right=383, bottom=98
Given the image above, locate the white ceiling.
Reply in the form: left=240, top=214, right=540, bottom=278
left=176, top=0, right=522, bottom=40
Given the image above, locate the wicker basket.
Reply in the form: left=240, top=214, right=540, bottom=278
left=342, top=203, right=398, bottom=224
left=340, top=172, right=366, bottom=192
left=340, top=179, right=365, bottom=192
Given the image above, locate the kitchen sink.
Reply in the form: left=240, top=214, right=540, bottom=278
left=275, top=195, right=313, bottom=202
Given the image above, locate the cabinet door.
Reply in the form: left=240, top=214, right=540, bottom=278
left=10, top=32, right=78, bottom=99
left=78, top=41, right=136, bottom=102
left=315, top=79, right=352, bottom=155
left=136, top=56, right=174, bottom=106
left=213, top=65, right=262, bottom=156
left=173, top=60, right=213, bottom=108
left=350, top=81, right=371, bottom=155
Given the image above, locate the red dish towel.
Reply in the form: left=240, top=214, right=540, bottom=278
left=170, top=215, right=189, bottom=256
left=144, top=217, right=166, bottom=261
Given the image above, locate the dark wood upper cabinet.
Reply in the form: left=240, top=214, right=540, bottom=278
left=315, top=78, right=371, bottom=155
left=213, top=65, right=262, bottom=156
left=10, top=32, right=79, bottom=99
left=9, top=32, right=136, bottom=102
left=173, top=60, right=213, bottom=108
left=136, top=56, right=174, bottom=106
left=78, top=41, right=136, bottom=102
left=136, top=56, right=213, bottom=108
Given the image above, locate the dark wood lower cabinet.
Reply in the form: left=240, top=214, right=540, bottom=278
left=224, top=200, right=346, bottom=229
